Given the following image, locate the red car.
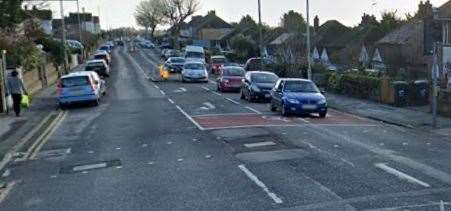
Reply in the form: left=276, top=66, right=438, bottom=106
left=217, top=66, right=245, bottom=92
left=210, top=55, right=227, bottom=74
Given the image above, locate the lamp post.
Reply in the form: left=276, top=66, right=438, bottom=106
left=0, top=50, right=7, bottom=113
left=258, top=0, right=264, bottom=71
left=306, top=0, right=312, bottom=80
left=60, top=0, right=69, bottom=73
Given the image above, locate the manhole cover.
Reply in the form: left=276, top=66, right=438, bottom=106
left=60, top=159, right=121, bottom=174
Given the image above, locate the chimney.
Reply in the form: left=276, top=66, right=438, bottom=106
left=314, top=16, right=320, bottom=32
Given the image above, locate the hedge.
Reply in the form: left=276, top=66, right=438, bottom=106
left=327, top=72, right=381, bottom=100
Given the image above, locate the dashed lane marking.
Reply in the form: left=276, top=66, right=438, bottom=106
left=225, top=97, right=241, bottom=105
left=238, top=164, right=283, bottom=204
left=245, top=106, right=262, bottom=114
left=244, top=141, right=276, bottom=148
left=160, top=90, right=166, bottom=95
left=375, top=163, right=431, bottom=188
left=168, top=98, right=175, bottom=104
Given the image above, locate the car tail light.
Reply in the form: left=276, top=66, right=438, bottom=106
left=90, top=81, right=96, bottom=92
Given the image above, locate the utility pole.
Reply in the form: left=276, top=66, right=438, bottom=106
left=76, top=0, right=83, bottom=45
left=258, top=0, right=264, bottom=71
left=432, top=43, right=439, bottom=128
left=0, top=50, right=7, bottom=113
left=60, top=0, right=69, bottom=73
left=306, top=0, right=312, bottom=80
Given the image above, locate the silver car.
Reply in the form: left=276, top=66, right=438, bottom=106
left=181, top=62, right=209, bottom=83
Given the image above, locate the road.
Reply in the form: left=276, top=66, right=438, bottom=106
left=1, top=46, right=451, bottom=210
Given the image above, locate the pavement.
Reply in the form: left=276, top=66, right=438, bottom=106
left=0, top=46, right=450, bottom=210
left=326, top=93, right=451, bottom=136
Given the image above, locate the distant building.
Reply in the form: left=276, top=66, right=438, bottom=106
left=52, top=11, right=101, bottom=39
left=24, top=7, right=53, bottom=35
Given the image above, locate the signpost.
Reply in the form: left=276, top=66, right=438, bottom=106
left=432, top=44, right=440, bottom=128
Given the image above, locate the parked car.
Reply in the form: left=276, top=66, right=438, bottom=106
left=210, top=55, right=227, bottom=74
left=85, top=60, right=110, bottom=77
left=93, top=52, right=111, bottom=66
left=99, top=45, right=112, bottom=54
left=181, top=61, right=209, bottom=83
left=270, top=78, right=327, bottom=117
left=57, top=71, right=106, bottom=107
left=240, top=71, right=279, bottom=102
left=139, top=41, right=155, bottom=49
left=244, top=57, right=275, bottom=72
left=217, top=66, right=245, bottom=92
left=165, top=57, right=185, bottom=73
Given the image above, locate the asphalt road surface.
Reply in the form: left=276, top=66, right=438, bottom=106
left=1, top=46, right=451, bottom=211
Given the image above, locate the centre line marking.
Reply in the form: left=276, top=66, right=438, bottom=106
left=175, top=105, right=205, bottom=131
left=225, top=97, right=241, bottom=105
left=168, top=98, right=175, bottom=104
left=160, top=90, right=166, bottom=95
left=238, top=164, right=283, bottom=204
left=245, top=106, right=262, bottom=114
left=375, top=163, right=431, bottom=188
left=244, top=141, right=276, bottom=148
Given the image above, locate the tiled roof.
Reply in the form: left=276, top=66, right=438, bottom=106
left=377, top=22, right=422, bottom=45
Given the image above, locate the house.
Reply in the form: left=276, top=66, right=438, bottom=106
left=376, top=0, right=451, bottom=79
left=53, top=10, right=101, bottom=38
left=179, top=11, right=233, bottom=48
left=23, top=7, right=53, bottom=35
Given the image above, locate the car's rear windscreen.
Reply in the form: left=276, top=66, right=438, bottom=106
left=62, top=76, right=90, bottom=87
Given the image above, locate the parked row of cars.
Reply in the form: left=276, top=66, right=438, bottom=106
left=57, top=42, right=116, bottom=108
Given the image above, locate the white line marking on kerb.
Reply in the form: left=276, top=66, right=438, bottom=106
left=226, top=97, right=241, bottom=105
left=168, top=98, right=175, bottom=104
left=375, top=163, right=431, bottom=188
left=245, top=106, right=262, bottom=114
left=238, top=164, right=283, bottom=204
left=244, top=141, right=276, bottom=148
left=175, top=105, right=205, bottom=131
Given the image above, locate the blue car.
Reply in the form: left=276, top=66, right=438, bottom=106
left=57, top=71, right=106, bottom=107
left=270, top=78, right=327, bottom=117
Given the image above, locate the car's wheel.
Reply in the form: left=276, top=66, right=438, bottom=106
left=319, top=112, right=327, bottom=118
left=281, top=104, right=288, bottom=116
left=270, top=101, right=277, bottom=112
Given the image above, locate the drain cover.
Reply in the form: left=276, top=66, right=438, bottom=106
left=60, top=159, right=121, bottom=174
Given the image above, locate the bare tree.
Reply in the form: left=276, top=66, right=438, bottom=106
left=161, top=0, right=200, bottom=46
left=135, top=0, right=166, bottom=39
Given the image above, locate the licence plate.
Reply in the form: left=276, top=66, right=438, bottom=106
left=302, top=105, right=317, bottom=110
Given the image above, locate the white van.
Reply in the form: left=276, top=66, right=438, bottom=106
left=184, top=45, right=205, bottom=63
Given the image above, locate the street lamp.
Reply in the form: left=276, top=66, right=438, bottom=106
left=258, top=0, right=264, bottom=71
left=306, top=0, right=312, bottom=80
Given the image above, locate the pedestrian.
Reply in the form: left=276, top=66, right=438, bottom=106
left=6, top=70, right=28, bottom=117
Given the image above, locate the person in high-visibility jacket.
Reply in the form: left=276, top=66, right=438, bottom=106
left=159, top=64, right=169, bottom=80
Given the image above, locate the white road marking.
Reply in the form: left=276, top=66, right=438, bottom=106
left=116, top=147, right=121, bottom=150
left=205, top=155, right=212, bottom=159
left=116, top=166, right=123, bottom=169
left=212, top=91, right=222, bottom=96
left=203, top=102, right=216, bottom=109
left=160, top=90, right=166, bottom=95
left=191, top=112, right=255, bottom=118
left=238, top=164, right=283, bottom=204
left=244, top=141, right=276, bottom=148
left=209, top=79, right=217, bottom=84
left=147, top=161, right=154, bottom=165
left=88, top=150, right=94, bottom=154
left=73, top=163, right=107, bottom=172
left=0, top=181, right=16, bottom=203
left=175, top=105, right=205, bottom=130
left=126, top=53, right=150, bottom=80
left=168, top=98, right=175, bottom=104
left=174, top=87, right=187, bottom=93
left=225, top=97, right=241, bottom=105
left=245, top=106, right=262, bottom=114
left=375, top=163, right=431, bottom=188
left=177, top=158, right=184, bottom=162
left=201, top=86, right=210, bottom=91
left=153, top=84, right=159, bottom=89
left=142, top=144, right=148, bottom=147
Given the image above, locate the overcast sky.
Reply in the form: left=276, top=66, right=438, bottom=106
left=47, top=0, right=449, bottom=29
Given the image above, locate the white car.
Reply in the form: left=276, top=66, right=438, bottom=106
left=85, top=59, right=110, bottom=77
left=181, top=62, right=209, bottom=83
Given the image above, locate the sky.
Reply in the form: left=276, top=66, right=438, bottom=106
left=45, top=0, right=449, bottom=29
